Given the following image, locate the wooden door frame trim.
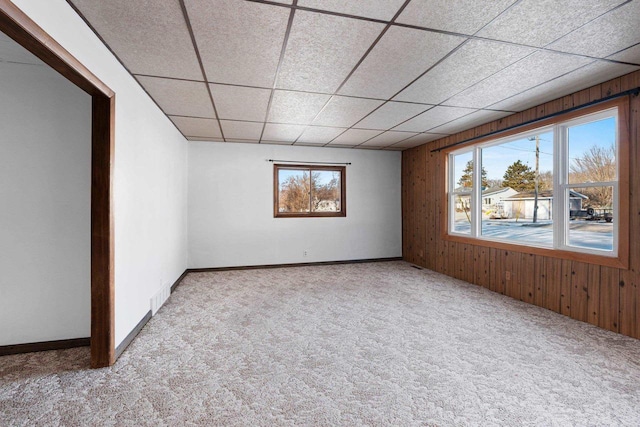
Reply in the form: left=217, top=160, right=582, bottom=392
left=0, top=1, right=115, bottom=368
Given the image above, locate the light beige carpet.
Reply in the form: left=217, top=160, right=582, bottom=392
left=1, top=261, right=640, bottom=426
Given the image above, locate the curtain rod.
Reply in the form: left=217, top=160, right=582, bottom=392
left=431, top=86, right=640, bottom=153
left=268, top=159, right=352, bottom=165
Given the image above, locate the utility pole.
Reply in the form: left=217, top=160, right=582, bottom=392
left=532, top=135, right=540, bottom=223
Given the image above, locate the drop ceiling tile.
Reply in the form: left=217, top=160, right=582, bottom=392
left=476, top=0, right=625, bottom=47
left=225, top=139, right=260, bottom=144
left=489, top=61, right=639, bottom=112
left=312, top=96, right=384, bottom=127
left=209, top=84, right=271, bottom=122
left=170, top=116, right=221, bottom=139
left=394, top=39, right=535, bottom=104
left=396, top=0, right=514, bottom=35
left=262, top=123, right=306, bottom=142
left=329, top=129, right=384, bottom=145
left=185, top=0, right=290, bottom=87
left=297, top=126, right=347, bottom=144
left=70, top=0, right=202, bottom=79
left=220, top=120, right=264, bottom=140
left=297, top=0, right=406, bottom=21
left=443, top=51, right=593, bottom=109
left=360, top=131, right=418, bottom=147
left=276, top=11, right=384, bottom=93
left=268, top=91, right=331, bottom=124
left=547, top=1, right=640, bottom=58
left=429, top=110, right=512, bottom=134
left=137, top=76, right=215, bottom=118
left=338, top=26, right=465, bottom=99
left=394, top=106, right=476, bottom=132
left=389, top=133, right=443, bottom=148
left=608, top=44, right=640, bottom=64
left=355, top=102, right=433, bottom=130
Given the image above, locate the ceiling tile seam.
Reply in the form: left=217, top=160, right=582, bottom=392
left=258, top=1, right=300, bottom=144
left=541, top=0, right=634, bottom=50
left=484, top=59, right=601, bottom=110
left=608, top=41, right=640, bottom=58
left=178, top=0, right=226, bottom=141
left=293, top=0, right=413, bottom=146
left=350, top=129, right=418, bottom=149
left=470, top=0, right=523, bottom=36
left=64, top=0, right=189, bottom=140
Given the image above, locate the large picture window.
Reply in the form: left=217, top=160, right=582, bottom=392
left=447, top=103, right=626, bottom=262
left=274, top=164, right=346, bottom=218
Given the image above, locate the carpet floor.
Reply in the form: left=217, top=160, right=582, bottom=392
left=1, top=261, right=640, bottom=426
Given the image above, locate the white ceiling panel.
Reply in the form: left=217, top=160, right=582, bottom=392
left=329, top=129, right=384, bottom=145
left=268, top=91, right=331, bottom=124
left=312, top=96, right=384, bottom=127
left=170, top=116, right=222, bottom=138
left=547, top=1, right=640, bottom=58
left=389, top=133, right=443, bottom=148
left=396, top=0, right=514, bottom=35
left=360, top=131, right=418, bottom=147
left=338, top=26, right=465, bottom=99
left=137, top=76, right=215, bottom=118
left=429, top=110, right=512, bottom=134
left=394, top=40, right=535, bottom=104
left=355, top=102, right=433, bottom=130
left=444, top=51, right=593, bottom=109
left=297, top=126, right=346, bottom=144
left=394, top=106, right=476, bottom=132
left=185, top=0, right=290, bottom=87
left=277, top=11, right=383, bottom=93
left=262, top=123, right=306, bottom=142
left=297, top=0, right=406, bottom=21
left=71, top=0, right=202, bottom=80
left=490, top=61, right=639, bottom=112
left=209, top=84, right=271, bottom=122
left=608, top=44, right=640, bottom=65
left=476, top=0, right=625, bottom=47
left=220, top=120, right=264, bottom=140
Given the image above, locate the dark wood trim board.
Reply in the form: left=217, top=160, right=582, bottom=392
left=0, top=338, right=90, bottom=357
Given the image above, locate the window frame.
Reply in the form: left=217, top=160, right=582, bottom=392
left=273, top=164, right=347, bottom=218
left=443, top=98, right=629, bottom=269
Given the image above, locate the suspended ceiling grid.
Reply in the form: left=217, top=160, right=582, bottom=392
left=67, top=0, right=640, bottom=150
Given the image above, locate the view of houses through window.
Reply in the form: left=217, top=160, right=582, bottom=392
left=449, top=108, right=618, bottom=255
left=274, top=165, right=345, bottom=217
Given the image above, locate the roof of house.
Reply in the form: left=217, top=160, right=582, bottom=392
left=506, top=190, right=588, bottom=200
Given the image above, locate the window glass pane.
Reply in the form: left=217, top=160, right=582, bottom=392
left=568, top=186, right=614, bottom=251
left=311, top=170, right=341, bottom=212
left=480, top=131, right=554, bottom=247
left=278, top=169, right=310, bottom=213
left=452, top=151, right=474, bottom=191
left=568, top=117, right=616, bottom=184
left=452, top=193, right=472, bottom=234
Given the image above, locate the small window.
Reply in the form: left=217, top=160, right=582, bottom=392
left=274, top=164, right=346, bottom=217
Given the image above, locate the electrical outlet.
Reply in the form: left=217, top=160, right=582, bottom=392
left=303, top=250, right=308, bottom=257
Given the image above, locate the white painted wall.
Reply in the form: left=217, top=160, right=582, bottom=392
left=188, top=142, right=402, bottom=268
left=0, top=55, right=91, bottom=346
left=11, top=0, right=189, bottom=347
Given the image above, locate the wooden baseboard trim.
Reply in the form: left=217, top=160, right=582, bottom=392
left=0, top=337, right=90, bottom=356
left=187, top=257, right=403, bottom=273
left=115, top=310, right=151, bottom=359
left=170, top=270, right=189, bottom=293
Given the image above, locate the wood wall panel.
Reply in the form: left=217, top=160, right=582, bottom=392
left=402, top=70, right=640, bottom=340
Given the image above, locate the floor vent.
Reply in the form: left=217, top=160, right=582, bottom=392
left=150, top=283, right=171, bottom=315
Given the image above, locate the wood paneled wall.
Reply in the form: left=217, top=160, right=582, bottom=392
left=402, top=70, right=640, bottom=339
